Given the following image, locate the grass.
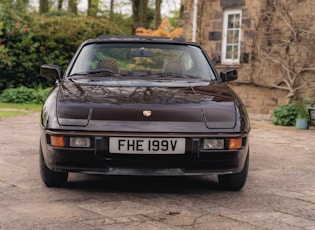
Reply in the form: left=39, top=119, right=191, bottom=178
left=0, top=103, right=42, bottom=119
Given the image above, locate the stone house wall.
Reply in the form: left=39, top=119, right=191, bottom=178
left=180, top=0, right=315, bottom=114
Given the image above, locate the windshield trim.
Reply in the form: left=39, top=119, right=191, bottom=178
left=65, top=42, right=217, bottom=81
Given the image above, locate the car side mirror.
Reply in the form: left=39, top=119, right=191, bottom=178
left=220, top=69, right=238, bottom=82
left=40, top=64, right=62, bottom=80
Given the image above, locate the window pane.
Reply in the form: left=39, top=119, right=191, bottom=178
left=232, top=45, right=239, bottom=59
left=234, top=14, right=240, bottom=28
left=227, top=30, right=234, bottom=43
left=228, top=15, right=234, bottom=28
left=233, top=30, right=239, bottom=43
left=226, top=45, right=232, bottom=59
left=228, top=14, right=241, bottom=28
left=227, top=30, right=240, bottom=44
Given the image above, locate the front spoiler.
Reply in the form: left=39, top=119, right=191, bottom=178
left=53, top=163, right=244, bottom=176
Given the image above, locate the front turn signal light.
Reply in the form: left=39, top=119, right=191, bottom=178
left=51, top=135, right=65, bottom=147
left=229, top=138, right=242, bottom=149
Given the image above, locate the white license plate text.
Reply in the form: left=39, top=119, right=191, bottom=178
left=109, top=137, right=185, bottom=154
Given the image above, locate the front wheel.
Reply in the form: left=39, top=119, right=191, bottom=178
left=39, top=143, right=68, bottom=187
left=218, top=152, right=249, bottom=191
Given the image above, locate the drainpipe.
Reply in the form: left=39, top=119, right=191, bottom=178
left=192, top=0, right=198, bottom=42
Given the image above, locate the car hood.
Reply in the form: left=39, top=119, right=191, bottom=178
left=56, top=80, right=236, bottom=131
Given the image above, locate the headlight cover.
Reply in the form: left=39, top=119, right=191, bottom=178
left=202, top=139, right=224, bottom=150
left=70, top=137, right=91, bottom=148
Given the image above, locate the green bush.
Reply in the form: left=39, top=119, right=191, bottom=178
left=272, top=104, right=298, bottom=126
left=33, top=87, right=52, bottom=104
left=296, top=98, right=310, bottom=119
left=0, top=86, right=51, bottom=104
left=0, top=2, right=132, bottom=91
left=0, top=86, right=35, bottom=104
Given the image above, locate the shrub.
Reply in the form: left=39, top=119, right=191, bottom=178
left=0, top=86, right=36, bottom=104
left=0, top=2, right=131, bottom=91
left=135, top=19, right=183, bottom=38
left=272, top=104, right=298, bottom=126
left=0, top=86, right=51, bottom=104
left=296, top=98, right=310, bottom=120
left=33, top=87, right=52, bottom=104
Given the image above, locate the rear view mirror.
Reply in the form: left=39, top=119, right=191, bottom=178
left=220, top=69, right=238, bottom=82
left=131, top=48, right=153, bottom=57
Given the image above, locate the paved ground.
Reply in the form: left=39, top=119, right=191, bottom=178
left=0, top=113, right=314, bottom=230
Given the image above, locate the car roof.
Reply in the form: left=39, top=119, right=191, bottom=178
left=82, top=36, right=198, bottom=46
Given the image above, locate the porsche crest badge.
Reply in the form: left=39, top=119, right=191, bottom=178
left=143, top=110, right=152, bottom=117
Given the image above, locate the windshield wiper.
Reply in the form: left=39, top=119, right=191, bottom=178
left=160, top=73, right=194, bottom=78
left=136, top=72, right=193, bottom=78
left=68, top=68, right=119, bottom=78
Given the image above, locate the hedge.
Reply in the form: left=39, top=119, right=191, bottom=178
left=0, top=3, right=132, bottom=91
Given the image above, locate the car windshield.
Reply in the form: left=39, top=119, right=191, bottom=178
left=68, top=43, right=216, bottom=81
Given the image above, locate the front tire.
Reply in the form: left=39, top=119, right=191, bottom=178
left=218, top=152, right=249, bottom=191
left=39, top=143, right=68, bottom=187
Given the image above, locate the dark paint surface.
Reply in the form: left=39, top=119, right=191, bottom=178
left=49, top=79, right=244, bottom=132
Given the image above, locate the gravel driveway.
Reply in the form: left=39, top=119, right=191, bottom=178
left=0, top=113, right=314, bottom=229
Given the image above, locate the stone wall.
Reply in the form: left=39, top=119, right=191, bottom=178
left=180, top=0, right=315, bottom=114
left=229, top=84, right=288, bottom=114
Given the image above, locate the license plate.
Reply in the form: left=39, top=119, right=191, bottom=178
left=109, top=137, right=185, bottom=154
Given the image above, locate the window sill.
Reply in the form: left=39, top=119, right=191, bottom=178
left=215, top=64, right=241, bottom=69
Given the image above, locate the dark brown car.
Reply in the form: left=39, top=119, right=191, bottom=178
left=39, top=36, right=250, bottom=190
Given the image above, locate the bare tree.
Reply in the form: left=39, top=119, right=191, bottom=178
left=255, top=0, right=315, bottom=104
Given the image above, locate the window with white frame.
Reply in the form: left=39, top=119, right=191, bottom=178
left=222, top=10, right=242, bottom=65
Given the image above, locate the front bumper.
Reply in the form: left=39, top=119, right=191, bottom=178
left=40, top=129, right=249, bottom=176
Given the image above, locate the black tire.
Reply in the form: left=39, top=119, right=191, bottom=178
left=218, top=152, right=249, bottom=191
left=39, top=143, right=68, bottom=187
